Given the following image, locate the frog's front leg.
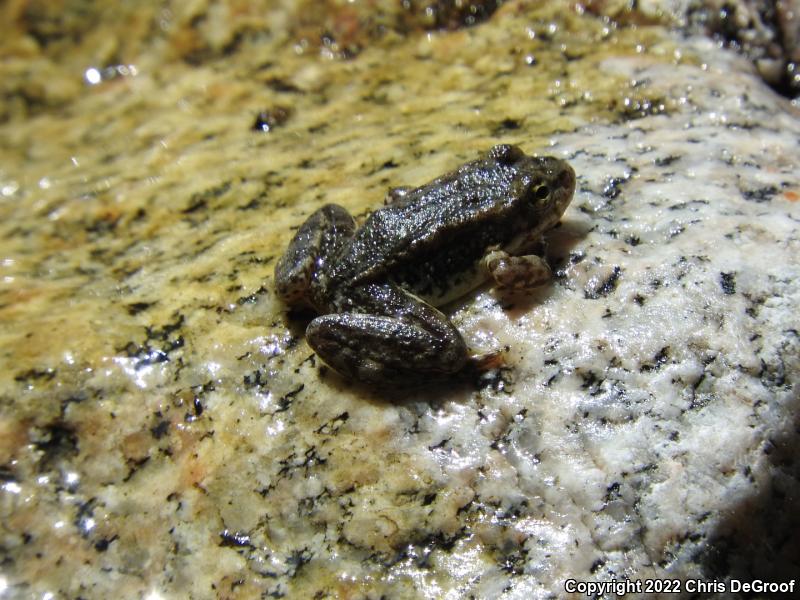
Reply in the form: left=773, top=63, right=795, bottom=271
left=274, top=204, right=355, bottom=310
left=483, top=249, right=552, bottom=290
left=306, top=283, right=468, bottom=383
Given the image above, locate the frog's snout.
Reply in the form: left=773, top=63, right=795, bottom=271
left=548, top=160, right=575, bottom=217
left=559, top=162, right=576, bottom=199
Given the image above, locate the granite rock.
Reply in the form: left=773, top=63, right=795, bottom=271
left=1, top=1, right=798, bottom=598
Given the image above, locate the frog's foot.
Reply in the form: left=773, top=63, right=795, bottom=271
left=469, top=347, right=508, bottom=372
left=307, top=314, right=468, bottom=383
left=306, top=284, right=469, bottom=384
left=274, top=204, right=355, bottom=308
left=483, top=249, right=552, bottom=291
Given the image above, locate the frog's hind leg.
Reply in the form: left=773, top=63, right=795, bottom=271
left=306, top=283, right=469, bottom=384
left=274, top=204, right=355, bottom=308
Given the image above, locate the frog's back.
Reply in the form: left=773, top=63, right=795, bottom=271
left=329, top=159, right=524, bottom=302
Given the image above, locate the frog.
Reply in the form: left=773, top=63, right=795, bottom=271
left=274, top=144, right=575, bottom=384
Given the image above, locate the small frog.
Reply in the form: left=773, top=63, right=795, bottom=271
left=274, top=145, right=575, bottom=384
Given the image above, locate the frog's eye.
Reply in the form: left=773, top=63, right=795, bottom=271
left=514, top=177, right=550, bottom=203
left=532, top=184, right=550, bottom=201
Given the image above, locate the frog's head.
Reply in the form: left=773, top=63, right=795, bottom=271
left=514, top=155, right=575, bottom=227
left=503, top=155, right=575, bottom=252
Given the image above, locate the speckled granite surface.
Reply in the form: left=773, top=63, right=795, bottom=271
left=1, top=1, right=799, bottom=599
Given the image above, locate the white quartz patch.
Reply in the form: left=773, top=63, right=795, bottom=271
left=390, top=37, right=800, bottom=595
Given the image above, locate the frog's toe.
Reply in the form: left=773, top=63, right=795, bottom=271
left=484, top=250, right=552, bottom=290
left=274, top=262, right=313, bottom=306
left=469, top=348, right=508, bottom=371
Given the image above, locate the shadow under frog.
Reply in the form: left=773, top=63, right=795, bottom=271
left=274, top=145, right=576, bottom=384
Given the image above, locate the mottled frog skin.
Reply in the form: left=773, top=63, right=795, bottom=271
left=274, top=145, right=575, bottom=384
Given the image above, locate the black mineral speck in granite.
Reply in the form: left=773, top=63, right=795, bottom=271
left=275, top=384, right=304, bottom=413
left=741, top=185, right=779, bottom=203
left=264, top=77, right=303, bottom=93
left=33, top=422, right=79, bottom=469
left=590, top=558, right=607, bottom=574
left=613, top=95, right=668, bottom=121
left=585, top=266, right=622, bottom=299
left=252, top=106, right=291, bottom=132
left=602, top=174, right=631, bottom=199
left=125, top=301, right=155, bottom=316
left=75, top=499, right=97, bottom=538
left=641, top=346, right=671, bottom=372
left=491, top=118, right=522, bottom=135
left=182, top=181, right=233, bottom=215
left=720, top=272, right=736, bottom=295
left=400, top=0, right=506, bottom=31
left=150, top=419, right=170, bottom=440
left=219, top=529, right=253, bottom=548
left=119, top=313, right=186, bottom=369
left=14, top=367, right=57, bottom=385
left=654, top=155, right=680, bottom=167
left=314, top=411, right=349, bottom=435
left=94, top=535, right=118, bottom=552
